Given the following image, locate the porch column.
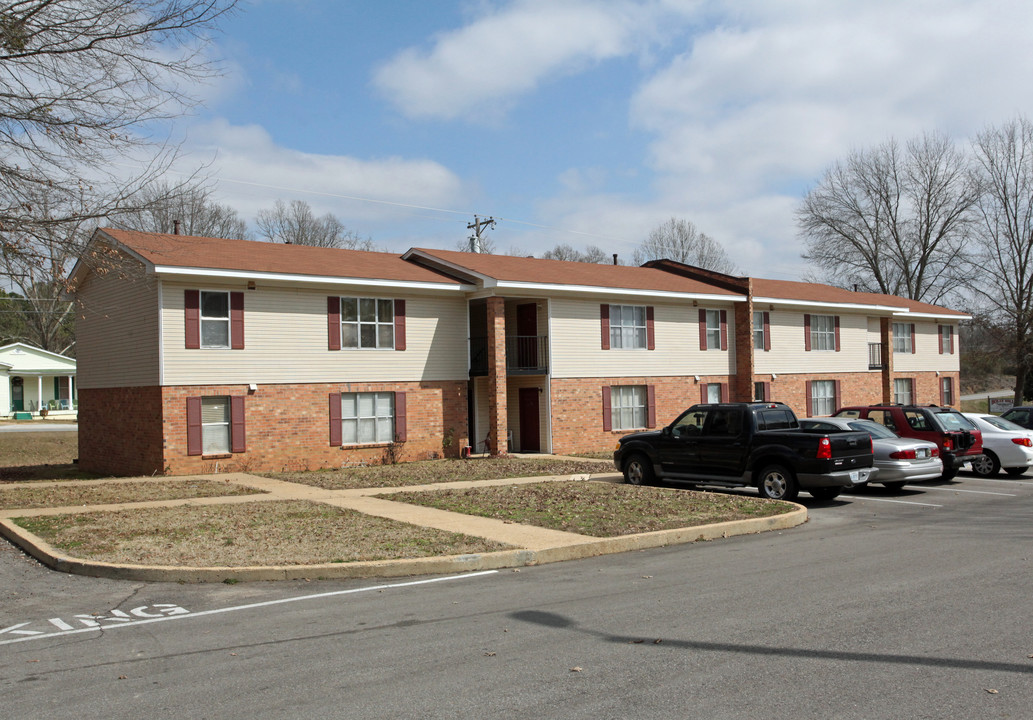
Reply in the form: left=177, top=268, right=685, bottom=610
left=37, top=375, right=43, bottom=415
left=880, top=317, right=894, bottom=404
left=486, top=296, right=508, bottom=456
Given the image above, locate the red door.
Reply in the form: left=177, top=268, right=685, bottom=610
left=519, top=387, right=541, bottom=453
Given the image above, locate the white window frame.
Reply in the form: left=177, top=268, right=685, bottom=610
left=940, top=325, right=954, bottom=353
left=753, top=311, right=765, bottom=350
left=609, top=304, right=647, bottom=350
left=941, top=377, right=953, bottom=405
left=706, top=383, right=723, bottom=403
left=894, top=377, right=914, bottom=405
left=705, top=309, right=721, bottom=350
left=341, top=297, right=394, bottom=349
left=341, top=392, right=395, bottom=445
left=811, top=380, right=836, bottom=416
left=200, top=290, right=230, bottom=349
left=893, top=322, right=912, bottom=353
left=611, top=385, right=647, bottom=431
left=810, top=315, right=836, bottom=352
left=201, top=396, right=230, bottom=454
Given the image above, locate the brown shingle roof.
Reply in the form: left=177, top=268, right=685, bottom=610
left=97, top=229, right=464, bottom=285
left=751, top=277, right=966, bottom=316
left=409, top=248, right=740, bottom=296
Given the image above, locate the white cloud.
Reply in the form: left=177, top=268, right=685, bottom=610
left=372, top=0, right=682, bottom=121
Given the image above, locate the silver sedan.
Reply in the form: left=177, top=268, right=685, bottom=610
left=800, top=417, right=942, bottom=490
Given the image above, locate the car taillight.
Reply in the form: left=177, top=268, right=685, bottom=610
left=942, top=436, right=953, bottom=451
left=1012, top=437, right=1033, bottom=447
left=890, top=449, right=917, bottom=460
left=931, top=447, right=939, bottom=456
left=817, top=437, right=831, bottom=460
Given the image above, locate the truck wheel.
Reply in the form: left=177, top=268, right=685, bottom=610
left=940, top=466, right=958, bottom=481
left=808, top=486, right=842, bottom=501
left=970, top=452, right=1000, bottom=477
left=1005, top=467, right=1028, bottom=477
left=757, top=464, right=799, bottom=501
left=623, top=454, right=655, bottom=486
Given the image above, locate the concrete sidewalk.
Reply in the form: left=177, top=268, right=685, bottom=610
left=0, top=470, right=807, bottom=583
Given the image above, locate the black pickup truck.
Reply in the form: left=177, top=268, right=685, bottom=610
left=612, top=402, right=875, bottom=501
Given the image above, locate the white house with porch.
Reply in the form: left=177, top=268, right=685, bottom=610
left=0, top=343, right=77, bottom=418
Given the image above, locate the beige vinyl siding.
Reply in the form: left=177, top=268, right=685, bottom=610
left=75, top=267, right=160, bottom=388
left=549, top=297, right=735, bottom=379
left=161, top=280, right=468, bottom=385
left=755, top=311, right=869, bottom=375
left=893, top=321, right=960, bottom=372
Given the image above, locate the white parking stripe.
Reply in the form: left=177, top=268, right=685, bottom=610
left=919, top=486, right=1016, bottom=497
left=964, top=476, right=1033, bottom=486
left=843, top=495, right=942, bottom=507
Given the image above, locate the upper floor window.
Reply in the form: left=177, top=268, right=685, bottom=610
left=342, top=298, right=394, bottom=349
left=893, top=322, right=913, bottom=353
left=753, top=311, right=769, bottom=351
left=610, top=304, right=647, bottom=349
left=185, top=289, right=244, bottom=350
left=200, top=291, right=230, bottom=348
left=705, top=310, right=721, bottom=349
left=939, top=325, right=955, bottom=354
left=809, top=314, right=837, bottom=352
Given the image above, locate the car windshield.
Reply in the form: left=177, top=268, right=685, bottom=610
left=932, top=411, right=977, bottom=431
left=848, top=419, right=898, bottom=439
left=981, top=415, right=1027, bottom=432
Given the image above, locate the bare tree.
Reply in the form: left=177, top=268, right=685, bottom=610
left=0, top=1, right=239, bottom=274
left=115, top=181, right=250, bottom=239
left=798, top=132, right=976, bottom=303
left=255, top=200, right=376, bottom=250
left=540, top=243, right=612, bottom=263
left=633, top=218, right=737, bottom=273
left=966, top=116, right=1033, bottom=404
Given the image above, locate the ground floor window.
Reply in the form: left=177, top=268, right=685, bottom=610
left=894, top=378, right=914, bottom=405
left=810, top=380, right=836, bottom=416
left=941, top=377, right=953, bottom=406
left=342, top=392, right=395, bottom=444
left=611, top=385, right=647, bottom=430
left=201, top=397, right=230, bottom=454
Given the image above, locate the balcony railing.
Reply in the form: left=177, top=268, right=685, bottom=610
left=469, top=335, right=549, bottom=375
left=868, top=342, right=885, bottom=370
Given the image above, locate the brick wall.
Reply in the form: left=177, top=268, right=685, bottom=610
left=81, top=381, right=468, bottom=476
left=78, top=387, right=165, bottom=476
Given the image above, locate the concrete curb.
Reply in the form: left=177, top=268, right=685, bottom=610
left=0, top=504, right=807, bottom=583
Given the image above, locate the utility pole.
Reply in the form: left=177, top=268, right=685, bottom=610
left=467, top=215, right=496, bottom=253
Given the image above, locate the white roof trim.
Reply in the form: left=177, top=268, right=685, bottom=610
left=152, top=266, right=474, bottom=292
left=493, top=280, right=738, bottom=302
left=752, top=297, right=904, bottom=313
left=892, top=311, right=968, bottom=320
left=0, top=342, right=76, bottom=363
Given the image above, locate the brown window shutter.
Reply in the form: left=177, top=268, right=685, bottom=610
left=720, top=310, right=728, bottom=351
left=230, top=292, right=245, bottom=349
left=394, top=391, right=407, bottom=442
left=230, top=396, right=246, bottom=453
left=602, top=386, right=612, bottom=431
left=938, top=326, right=944, bottom=354
left=186, top=397, right=202, bottom=455
left=600, top=304, right=610, bottom=350
left=834, top=380, right=842, bottom=412
left=721, top=382, right=730, bottom=402
left=763, top=312, right=771, bottom=351
left=646, top=385, right=656, bottom=428
left=699, top=309, right=707, bottom=350
left=394, top=299, right=406, bottom=351
left=763, top=381, right=771, bottom=401
left=646, top=306, right=655, bottom=350
left=329, top=393, right=342, bottom=446
left=805, top=381, right=813, bottom=416
left=700, top=383, right=708, bottom=404
left=834, top=316, right=841, bottom=352
left=804, top=314, right=811, bottom=351
left=185, top=290, right=200, bottom=349
left=910, top=323, right=916, bottom=354
left=939, top=378, right=945, bottom=405
left=327, top=297, right=341, bottom=351
left=949, top=327, right=954, bottom=354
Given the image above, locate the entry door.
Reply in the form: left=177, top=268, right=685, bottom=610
left=11, top=377, right=23, bottom=412
left=518, top=387, right=541, bottom=453
left=516, top=303, right=538, bottom=369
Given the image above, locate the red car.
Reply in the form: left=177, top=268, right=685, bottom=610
left=834, top=404, right=982, bottom=480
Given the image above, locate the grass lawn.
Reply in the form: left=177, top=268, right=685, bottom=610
left=384, top=481, right=794, bottom=537
left=0, top=431, right=87, bottom=482
left=0, top=478, right=264, bottom=511
left=14, top=501, right=510, bottom=567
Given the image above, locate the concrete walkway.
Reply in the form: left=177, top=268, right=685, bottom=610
left=0, top=468, right=808, bottom=583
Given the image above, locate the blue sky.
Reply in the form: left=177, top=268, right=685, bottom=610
left=169, top=0, right=1033, bottom=280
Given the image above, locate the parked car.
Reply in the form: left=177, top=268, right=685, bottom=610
left=800, top=417, right=942, bottom=490
left=834, top=404, right=982, bottom=480
left=1000, top=406, right=1033, bottom=430
left=613, top=401, right=875, bottom=502
left=962, top=413, right=1033, bottom=477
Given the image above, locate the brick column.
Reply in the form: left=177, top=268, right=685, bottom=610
left=733, top=297, right=755, bottom=402
left=486, top=296, right=508, bottom=456
left=880, top=317, right=894, bottom=403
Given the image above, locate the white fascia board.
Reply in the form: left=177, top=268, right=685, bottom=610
left=153, top=266, right=475, bottom=292
left=493, top=280, right=739, bottom=303
left=892, top=310, right=969, bottom=320
left=753, top=296, right=904, bottom=314
left=400, top=250, right=490, bottom=284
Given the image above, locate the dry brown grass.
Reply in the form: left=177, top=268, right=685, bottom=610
left=0, top=478, right=263, bottom=510
left=14, top=500, right=510, bottom=567
left=386, top=481, right=793, bottom=537
left=0, top=431, right=86, bottom=482
left=269, top=456, right=612, bottom=490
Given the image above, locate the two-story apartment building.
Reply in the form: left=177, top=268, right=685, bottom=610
left=70, top=229, right=966, bottom=476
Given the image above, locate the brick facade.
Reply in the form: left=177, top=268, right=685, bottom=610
left=79, top=381, right=468, bottom=476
